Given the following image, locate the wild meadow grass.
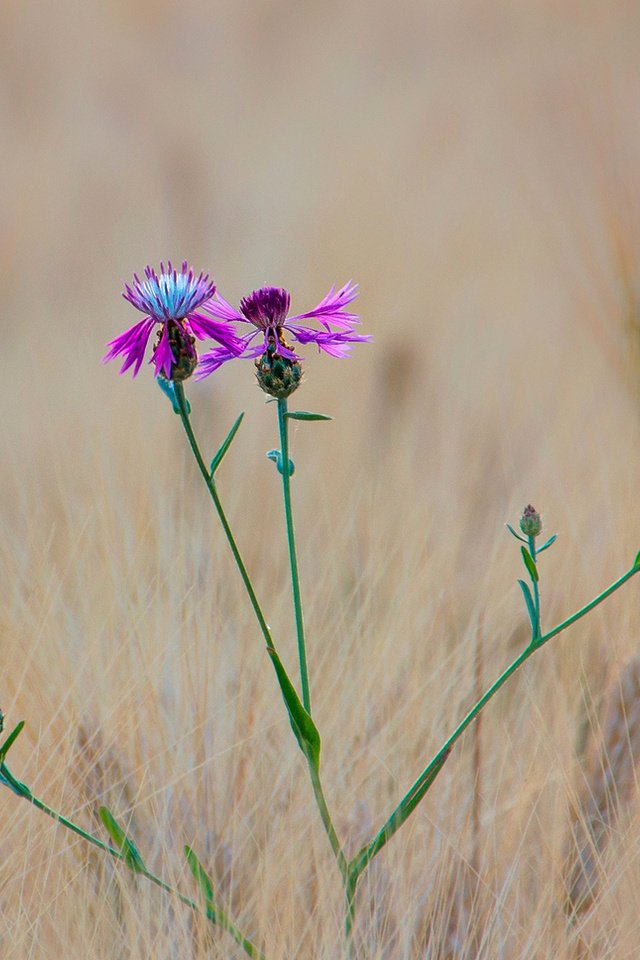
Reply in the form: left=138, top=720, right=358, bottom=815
left=2, top=249, right=640, bottom=958
left=3, top=3, right=640, bottom=957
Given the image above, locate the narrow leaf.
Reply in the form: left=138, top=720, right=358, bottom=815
left=635, top=549, right=640, bottom=569
left=0, top=721, right=25, bottom=761
left=349, top=749, right=451, bottom=880
left=536, top=534, right=558, bottom=554
left=0, top=764, right=31, bottom=798
left=99, top=806, right=146, bottom=873
left=285, top=411, right=332, bottom=422
left=506, top=523, right=527, bottom=543
left=266, top=646, right=321, bottom=769
left=517, top=579, right=537, bottom=631
left=209, top=413, right=244, bottom=476
left=184, top=846, right=216, bottom=911
left=521, top=546, right=539, bottom=583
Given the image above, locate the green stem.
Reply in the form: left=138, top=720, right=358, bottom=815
left=529, top=535, right=541, bottom=639
left=174, top=383, right=272, bottom=650
left=277, top=398, right=311, bottom=713
left=174, top=385, right=347, bottom=889
left=344, top=873, right=357, bottom=959
left=348, top=561, right=640, bottom=887
left=2, top=766, right=265, bottom=960
left=306, top=758, right=349, bottom=883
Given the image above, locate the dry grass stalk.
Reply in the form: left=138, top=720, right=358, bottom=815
left=566, top=654, right=640, bottom=917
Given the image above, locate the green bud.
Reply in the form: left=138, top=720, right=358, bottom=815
left=520, top=504, right=542, bottom=538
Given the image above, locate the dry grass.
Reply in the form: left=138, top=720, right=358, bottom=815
left=3, top=1, right=640, bottom=957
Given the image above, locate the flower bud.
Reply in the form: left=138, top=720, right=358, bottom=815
left=255, top=348, right=303, bottom=398
left=520, top=504, right=542, bottom=538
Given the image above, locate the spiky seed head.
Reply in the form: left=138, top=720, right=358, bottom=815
left=255, top=347, right=303, bottom=398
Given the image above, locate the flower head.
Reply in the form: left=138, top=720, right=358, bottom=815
left=195, top=280, right=371, bottom=381
left=104, top=261, right=242, bottom=380
left=520, top=504, right=542, bottom=538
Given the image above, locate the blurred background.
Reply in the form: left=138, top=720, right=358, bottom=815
left=3, top=1, right=640, bottom=957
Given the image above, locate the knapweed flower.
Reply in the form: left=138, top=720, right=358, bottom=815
left=195, top=281, right=371, bottom=388
left=104, top=261, right=242, bottom=380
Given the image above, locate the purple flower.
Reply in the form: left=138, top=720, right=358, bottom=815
left=104, top=261, right=243, bottom=379
left=195, top=281, right=371, bottom=378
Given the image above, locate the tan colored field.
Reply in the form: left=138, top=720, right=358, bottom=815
left=3, top=1, right=640, bottom=957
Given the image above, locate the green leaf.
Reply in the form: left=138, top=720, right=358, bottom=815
left=0, top=721, right=25, bottom=762
left=536, top=534, right=557, bottom=554
left=506, top=523, right=527, bottom=543
left=517, top=579, right=537, bottom=631
left=349, top=748, right=451, bottom=881
left=184, top=846, right=221, bottom=925
left=634, top=549, right=640, bottom=569
left=266, top=646, right=321, bottom=769
left=284, top=411, right=332, bottom=422
left=0, top=763, right=31, bottom=798
left=521, top=546, right=539, bottom=583
left=99, top=807, right=146, bottom=874
left=209, top=413, right=244, bottom=476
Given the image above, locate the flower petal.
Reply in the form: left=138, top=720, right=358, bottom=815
left=288, top=280, right=360, bottom=331
left=187, top=311, right=244, bottom=353
left=150, top=322, right=175, bottom=378
left=203, top=293, right=246, bottom=324
left=289, top=325, right=372, bottom=357
left=195, top=332, right=261, bottom=379
left=103, top=317, right=156, bottom=377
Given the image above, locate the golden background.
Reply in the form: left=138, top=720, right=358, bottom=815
left=2, top=1, right=640, bottom=956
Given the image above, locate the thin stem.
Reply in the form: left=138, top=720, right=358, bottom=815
left=277, top=398, right=311, bottom=713
left=349, top=562, right=640, bottom=884
left=529, top=535, right=541, bottom=639
left=174, top=385, right=348, bottom=888
left=344, top=874, right=357, bottom=959
left=174, top=383, right=272, bottom=649
left=3, top=767, right=265, bottom=960
left=306, top=758, right=349, bottom=884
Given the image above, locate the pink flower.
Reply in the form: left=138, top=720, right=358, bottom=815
left=104, top=261, right=242, bottom=379
left=196, top=281, right=370, bottom=378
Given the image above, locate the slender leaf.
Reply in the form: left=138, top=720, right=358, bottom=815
left=0, top=764, right=30, bottom=798
left=517, top=579, right=537, bottom=631
left=537, top=534, right=558, bottom=554
left=99, top=807, right=146, bottom=873
left=521, top=546, right=539, bottom=583
left=209, top=413, right=244, bottom=477
left=0, top=721, right=24, bottom=761
left=184, top=846, right=217, bottom=914
left=349, top=749, right=451, bottom=880
left=266, top=646, right=321, bottom=769
left=506, top=523, right=527, bottom=543
left=285, top=411, right=332, bottom=422
left=635, top=549, right=640, bottom=569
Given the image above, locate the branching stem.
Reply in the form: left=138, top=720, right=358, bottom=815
left=1, top=765, right=265, bottom=960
